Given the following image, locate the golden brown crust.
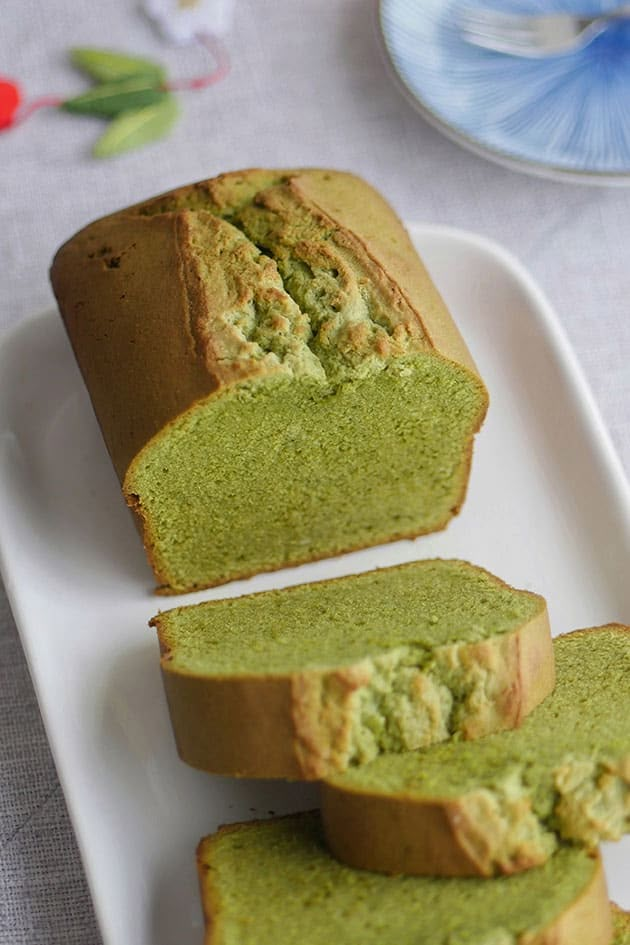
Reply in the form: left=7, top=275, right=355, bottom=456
left=322, top=625, right=629, bottom=878
left=505, top=604, right=558, bottom=726
left=50, top=212, right=217, bottom=480
left=161, top=671, right=303, bottom=779
left=196, top=835, right=224, bottom=945
left=153, top=564, right=552, bottom=779
left=322, top=789, right=484, bottom=877
left=321, top=778, right=548, bottom=879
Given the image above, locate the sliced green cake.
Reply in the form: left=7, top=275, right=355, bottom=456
left=196, top=811, right=612, bottom=945
left=51, top=168, right=488, bottom=593
left=322, top=625, right=630, bottom=876
left=613, top=906, right=630, bottom=944
left=152, top=559, right=553, bottom=779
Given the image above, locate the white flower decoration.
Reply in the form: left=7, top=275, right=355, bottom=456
left=143, top=0, right=235, bottom=43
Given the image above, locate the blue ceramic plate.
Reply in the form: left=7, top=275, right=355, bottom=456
left=379, top=0, right=630, bottom=183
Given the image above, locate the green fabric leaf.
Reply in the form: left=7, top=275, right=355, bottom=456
left=93, top=96, right=179, bottom=158
left=70, top=48, right=165, bottom=84
left=63, top=76, right=166, bottom=117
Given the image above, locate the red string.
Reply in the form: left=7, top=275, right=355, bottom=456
left=10, top=95, right=64, bottom=129
left=165, top=33, right=230, bottom=92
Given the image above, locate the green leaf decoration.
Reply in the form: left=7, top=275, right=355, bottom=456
left=93, top=95, right=179, bottom=158
left=70, top=48, right=165, bottom=84
left=63, top=76, right=167, bottom=117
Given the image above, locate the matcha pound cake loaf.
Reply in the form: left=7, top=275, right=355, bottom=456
left=51, top=168, right=488, bottom=593
left=322, top=625, right=630, bottom=877
left=152, top=559, right=553, bottom=779
left=196, top=812, right=613, bottom=945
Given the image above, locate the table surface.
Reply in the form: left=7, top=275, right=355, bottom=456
left=1, top=1, right=629, bottom=942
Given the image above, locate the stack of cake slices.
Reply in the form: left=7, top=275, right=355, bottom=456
left=151, top=559, right=630, bottom=945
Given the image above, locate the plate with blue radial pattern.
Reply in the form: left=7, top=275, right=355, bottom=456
left=379, top=0, right=630, bottom=182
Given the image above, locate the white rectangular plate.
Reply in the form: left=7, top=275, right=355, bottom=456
left=1, top=225, right=629, bottom=945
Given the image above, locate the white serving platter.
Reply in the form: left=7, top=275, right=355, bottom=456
left=1, top=225, right=629, bottom=945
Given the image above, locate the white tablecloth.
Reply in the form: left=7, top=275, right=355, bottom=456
left=1, top=1, right=629, bottom=942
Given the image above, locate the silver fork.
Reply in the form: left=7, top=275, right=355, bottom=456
left=459, top=5, right=630, bottom=57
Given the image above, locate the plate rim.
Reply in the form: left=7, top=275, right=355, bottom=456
left=376, top=0, right=630, bottom=187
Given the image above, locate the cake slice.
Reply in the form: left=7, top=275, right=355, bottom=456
left=613, top=906, right=630, bottom=944
left=152, top=559, right=553, bottom=779
left=322, top=625, right=630, bottom=876
left=196, top=811, right=612, bottom=945
left=51, top=168, right=488, bottom=593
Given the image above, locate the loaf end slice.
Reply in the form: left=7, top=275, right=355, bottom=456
left=322, top=624, right=630, bottom=877
left=196, top=811, right=612, bottom=945
left=152, top=559, right=553, bottom=779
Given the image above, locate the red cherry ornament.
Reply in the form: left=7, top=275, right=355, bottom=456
left=0, top=78, right=21, bottom=129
